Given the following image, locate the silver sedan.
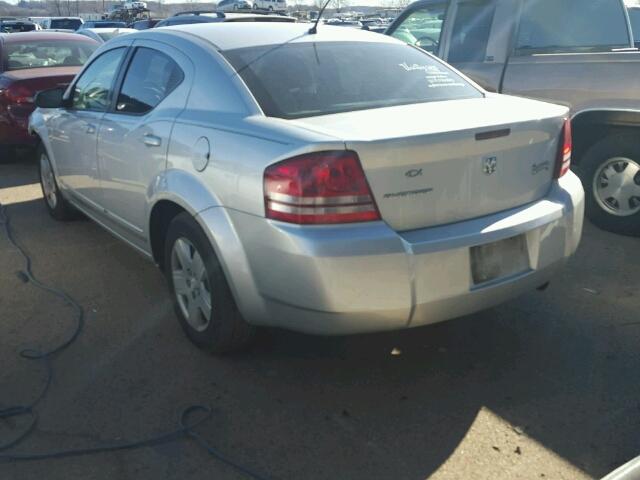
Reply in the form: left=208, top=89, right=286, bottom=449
left=30, top=23, right=584, bottom=353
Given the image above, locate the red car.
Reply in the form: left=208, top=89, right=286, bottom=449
left=0, top=32, right=98, bottom=155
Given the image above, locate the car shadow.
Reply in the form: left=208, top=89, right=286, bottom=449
left=0, top=148, right=38, bottom=190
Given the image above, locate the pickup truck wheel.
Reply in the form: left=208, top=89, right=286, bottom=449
left=578, top=133, right=640, bottom=236
left=164, top=212, right=255, bottom=354
left=37, top=145, right=76, bottom=221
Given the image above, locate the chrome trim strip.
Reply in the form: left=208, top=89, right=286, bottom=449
left=267, top=191, right=372, bottom=206
left=267, top=201, right=376, bottom=215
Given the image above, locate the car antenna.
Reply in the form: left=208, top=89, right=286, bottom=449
left=308, top=0, right=332, bottom=34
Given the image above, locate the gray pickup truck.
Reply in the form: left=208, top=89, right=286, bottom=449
left=387, top=0, right=640, bottom=236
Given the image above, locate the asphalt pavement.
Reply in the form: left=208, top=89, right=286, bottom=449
left=1, top=154, right=639, bottom=480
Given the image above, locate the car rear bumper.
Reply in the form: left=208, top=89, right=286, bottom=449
left=0, top=105, right=36, bottom=146
left=197, top=172, right=584, bottom=335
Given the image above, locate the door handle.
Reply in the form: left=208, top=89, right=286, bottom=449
left=86, top=123, right=96, bottom=134
left=143, top=134, right=162, bottom=147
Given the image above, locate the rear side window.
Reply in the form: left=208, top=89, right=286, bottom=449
left=5, top=40, right=96, bottom=71
left=116, top=47, right=184, bottom=114
left=629, top=8, right=640, bottom=43
left=223, top=41, right=482, bottom=119
left=515, top=0, right=630, bottom=54
left=448, top=0, right=496, bottom=63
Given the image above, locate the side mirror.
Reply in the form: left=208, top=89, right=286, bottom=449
left=34, top=87, right=66, bottom=109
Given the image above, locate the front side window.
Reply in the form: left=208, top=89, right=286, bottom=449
left=116, top=48, right=184, bottom=114
left=515, top=0, right=630, bottom=54
left=448, top=0, right=496, bottom=63
left=389, top=3, right=448, bottom=54
left=72, top=48, right=126, bottom=112
left=223, top=41, right=482, bottom=119
left=5, top=40, right=96, bottom=71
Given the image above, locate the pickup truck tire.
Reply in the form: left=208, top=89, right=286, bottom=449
left=164, top=212, right=256, bottom=354
left=578, top=133, right=640, bottom=236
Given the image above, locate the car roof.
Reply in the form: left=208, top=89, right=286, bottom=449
left=0, top=31, right=97, bottom=43
left=82, top=27, right=137, bottom=33
left=161, top=22, right=401, bottom=51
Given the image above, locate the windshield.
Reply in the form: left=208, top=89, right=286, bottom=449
left=5, top=40, right=97, bottom=71
left=223, top=41, right=482, bottom=119
left=50, top=18, right=83, bottom=29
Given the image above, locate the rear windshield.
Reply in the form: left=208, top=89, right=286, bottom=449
left=5, top=40, right=96, bottom=71
left=223, top=41, right=482, bottom=119
left=1, top=22, right=36, bottom=33
left=50, top=18, right=83, bottom=29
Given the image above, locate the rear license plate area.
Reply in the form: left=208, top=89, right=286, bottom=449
left=471, top=235, right=530, bottom=286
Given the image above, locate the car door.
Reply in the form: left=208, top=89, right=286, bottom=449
left=440, top=0, right=507, bottom=92
left=97, top=41, right=191, bottom=250
left=47, top=47, right=127, bottom=210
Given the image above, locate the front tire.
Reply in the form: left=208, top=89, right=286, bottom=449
left=164, top=212, right=255, bottom=354
left=37, top=145, right=76, bottom=221
left=578, top=132, right=640, bottom=236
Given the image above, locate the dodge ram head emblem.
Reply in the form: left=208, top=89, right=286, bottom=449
left=482, top=156, right=497, bottom=175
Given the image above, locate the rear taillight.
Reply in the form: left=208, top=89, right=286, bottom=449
left=555, top=118, right=572, bottom=178
left=264, top=151, right=380, bottom=225
left=1, top=84, right=34, bottom=105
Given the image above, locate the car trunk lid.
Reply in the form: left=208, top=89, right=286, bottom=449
left=289, top=96, right=568, bottom=231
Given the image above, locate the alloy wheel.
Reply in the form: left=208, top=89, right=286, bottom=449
left=593, top=157, right=640, bottom=217
left=171, top=237, right=213, bottom=332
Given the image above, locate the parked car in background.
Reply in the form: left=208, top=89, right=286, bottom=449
left=31, top=23, right=583, bottom=353
left=325, top=18, right=363, bottom=28
left=124, top=1, right=148, bottom=10
left=252, top=0, right=286, bottom=12
left=0, top=20, right=39, bottom=33
left=155, top=12, right=295, bottom=27
left=76, top=27, right=137, bottom=44
left=217, top=0, right=252, bottom=12
left=629, top=5, right=640, bottom=47
left=155, top=15, right=221, bottom=27
left=79, top=21, right=127, bottom=29
left=0, top=32, right=98, bottom=155
left=130, top=19, right=160, bottom=30
left=41, top=17, right=84, bottom=30
left=387, top=0, right=640, bottom=236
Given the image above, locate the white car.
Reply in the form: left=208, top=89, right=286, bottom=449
left=216, top=0, right=252, bottom=12
left=252, top=0, right=286, bottom=12
left=124, top=1, right=147, bottom=10
left=30, top=23, right=584, bottom=353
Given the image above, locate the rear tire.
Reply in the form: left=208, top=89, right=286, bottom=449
left=37, top=144, right=76, bottom=221
left=164, top=212, right=255, bottom=354
left=577, top=132, right=640, bottom=236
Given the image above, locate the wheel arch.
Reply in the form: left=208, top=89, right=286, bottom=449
left=571, top=109, right=640, bottom=165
